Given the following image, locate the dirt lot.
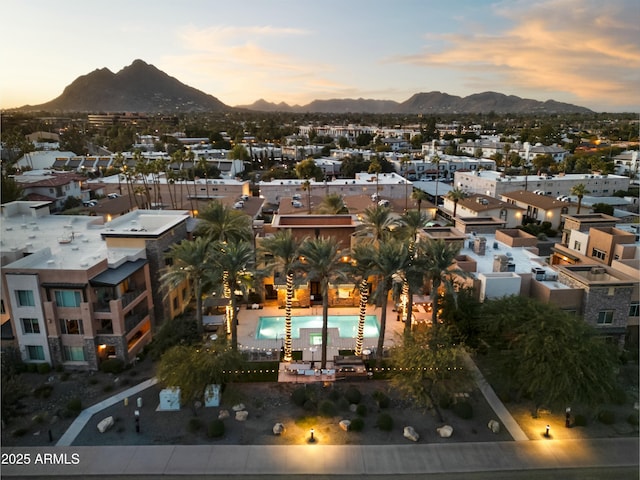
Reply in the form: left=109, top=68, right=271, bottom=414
left=2, top=356, right=637, bottom=447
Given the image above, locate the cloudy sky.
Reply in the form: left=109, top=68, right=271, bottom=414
left=1, top=0, right=638, bottom=112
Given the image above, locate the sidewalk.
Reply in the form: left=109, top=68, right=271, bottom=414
left=2, top=438, right=638, bottom=476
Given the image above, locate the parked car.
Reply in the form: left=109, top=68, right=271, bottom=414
left=292, top=200, right=303, bottom=208
left=107, top=193, right=120, bottom=199
left=233, top=201, right=245, bottom=209
left=83, top=200, right=97, bottom=207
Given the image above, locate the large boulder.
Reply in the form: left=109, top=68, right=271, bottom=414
left=403, top=426, right=419, bottom=442
left=437, top=425, right=453, bottom=438
left=235, top=410, right=249, bottom=421
left=97, top=416, right=114, bottom=433
left=218, top=409, right=230, bottom=420
left=273, top=423, right=285, bottom=435
left=488, top=419, right=501, bottom=434
left=339, top=419, right=351, bottom=432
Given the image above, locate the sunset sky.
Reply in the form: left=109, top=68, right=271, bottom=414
left=1, top=0, right=638, bottom=112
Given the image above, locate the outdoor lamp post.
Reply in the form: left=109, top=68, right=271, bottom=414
left=544, top=425, right=550, bottom=438
left=309, top=428, right=315, bottom=443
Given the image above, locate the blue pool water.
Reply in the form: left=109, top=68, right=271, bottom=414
left=256, top=315, right=380, bottom=340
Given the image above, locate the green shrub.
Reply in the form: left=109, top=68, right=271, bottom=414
left=573, top=414, right=588, bottom=427
left=627, top=413, right=639, bottom=426
left=60, top=372, right=70, bottom=381
left=345, top=386, right=362, bottom=404
left=187, top=417, right=203, bottom=433
left=67, top=398, right=82, bottom=413
left=88, top=377, right=100, bottom=385
left=318, top=400, right=337, bottom=417
left=438, top=395, right=452, bottom=410
left=611, top=387, right=627, bottom=405
left=103, top=385, right=114, bottom=393
left=350, top=417, right=365, bottom=432
left=356, top=404, right=368, bottom=417
left=27, top=363, right=38, bottom=373
left=598, top=410, right=615, bottom=425
left=100, top=358, right=125, bottom=374
left=12, top=427, right=29, bottom=437
left=32, top=413, right=46, bottom=424
left=291, top=387, right=307, bottom=407
left=337, top=397, right=350, bottom=411
left=376, top=413, right=394, bottom=431
left=33, top=384, right=53, bottom=399
left=303, top=399, right=317, bottom=412
left=207, top=419, right=225, bottom=438
left=452, top=401, right=474, bottom=420
left=327, top=389, right=341, bottom=401
left=36, top=363, right=51, bottom=374
left=373, top=391, right=390, bottom=409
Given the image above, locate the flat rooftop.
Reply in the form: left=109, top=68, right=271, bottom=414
left=1, top=202, right=189, bottom=271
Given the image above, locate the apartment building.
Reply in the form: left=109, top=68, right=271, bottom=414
left=1, top=201, right=191, bottom=370
left=455, top=170, right=630, bottom=198
left=500, top=190, right=578, bottom=229
left=443, top=193, right=524, bottom=228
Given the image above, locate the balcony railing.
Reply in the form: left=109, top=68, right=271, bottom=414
left=121, top=289, right=145, bottom=308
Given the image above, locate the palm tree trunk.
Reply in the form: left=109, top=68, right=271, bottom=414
left=321, top=283, right=329, bottom=370
left=376, top=282, right=389, bottom=357
left=284, top=272, right=294, bottom=362
left=230, top=290, right=239, bottom=351
left=403, top=280, right=413, bottom=337
left=355, top=279, right=368, bottom=356
left=195, top=280, right=204, bottom=335
left=431, top=278, right=441, bottom=332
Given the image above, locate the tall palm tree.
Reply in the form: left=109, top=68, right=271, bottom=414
left=196, top=200, right=252, bottom=243
left=298, top=237, right=348, bottom=369
left=412, top=188, right=429, bottom=215
left=113, top=152, right=125, bottom=195
left=398, top=210, right=430, bottom=334
left=368, top=156, right=382, bottom=197
left=133, top=151, right=152, bottom=209
left=368, top=239, right=411, bottom=355
left=432, top=154, right=441, bottom=207
left=446, top=187, right=468, bottom=219
left=571, top=183, right=590, bottom=214
left=423, top=239, right=465, bottom=332
left=159, top=237, right=213, bottom=335
left=210, top=240, right=255, bottom=350
left=317, top=193, right=349, bottom=214
left=259, top=230, right=303, bottom=362
left=349, top=243, right=378, bottom=355
left=302, top=179, right=312, bottom=213
left=357, top=205, right=399, bottom=245
left=400, top=155, right=411, bottom=211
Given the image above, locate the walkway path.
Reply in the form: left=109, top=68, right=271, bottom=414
left=55, top=378, right=157, bottom=447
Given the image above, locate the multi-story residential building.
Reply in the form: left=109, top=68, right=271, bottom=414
left=13, top=171, right=86, bottom=210
left=455, top=170, right=630, bottom=198
left=500, top=190, right=578, bottom=229
left=258, top=172, right=411, bottom=204
left=443, top=193, right=525, bottom=228
left=1, top=201, right=191, bottom=370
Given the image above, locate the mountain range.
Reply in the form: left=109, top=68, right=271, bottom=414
left=15, top=59, right=592, bottom=114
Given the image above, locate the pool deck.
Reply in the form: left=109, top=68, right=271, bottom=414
left=236, top=303, right=405, bottom=363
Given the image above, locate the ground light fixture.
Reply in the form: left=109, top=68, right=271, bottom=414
left=308, top=428, right=316, bottom=444
left=544, top=425, right=550, bottom=438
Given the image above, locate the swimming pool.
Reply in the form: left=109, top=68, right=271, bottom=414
left=256, top=315, right=380, bottom=340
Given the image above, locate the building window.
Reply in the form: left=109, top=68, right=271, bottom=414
left=591, top=248, right=606, bottom=261
left=630, top=302, right=639, bottom=317
left=27, top=345, right=45, bottom=361
left=16, top=290, right=35, bottom=307
left=597, top=310, right=614, bottom=325
left=55, top=290, right=82, bottom=307
left=62, top=345, right=85, bottom=362
left=59, top=318, right=84, bottom=335
left=21, top=318, right=40, bottom=334
left=573, top=241, right=582, bottom=250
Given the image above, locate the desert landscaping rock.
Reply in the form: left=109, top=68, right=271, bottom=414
left=488, top=419, right=501, bottom=433
left=339, top=419, right=351, bottom=431
left=272, top=423, right=285, bottom=435
left=235, top=410, right=248, bottom=421
left=232, top=403, right=245, bottom=412
left=97, top=416, right=114, bottom=433
left=218, top=409, right=230, bottom=420
left=437, top=425, right=454, bottom=438
left=403, top=426, right=419, bottom=442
